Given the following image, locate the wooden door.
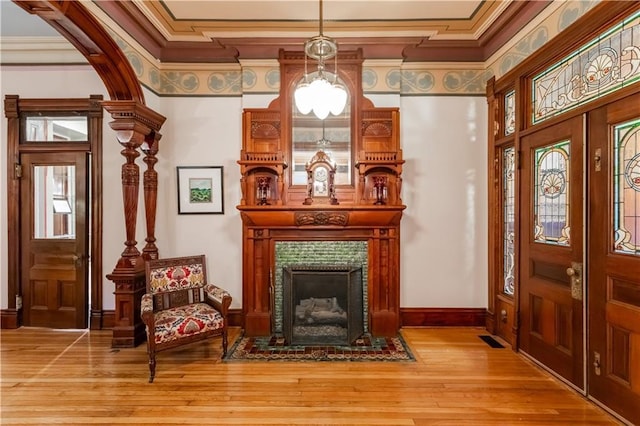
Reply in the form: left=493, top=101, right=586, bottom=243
left=588, top=93, right=640, bottom=425
left=20, top=152, right=88, bottom=329
left=519, top=116, right=584, bottom=389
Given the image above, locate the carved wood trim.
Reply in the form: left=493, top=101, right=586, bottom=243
left=13, top=1, right=145, bottom=102
left=94, top=0, right=551, bottom=62
left=294, top=211, right=349, bottom=226
left=251, top=122, right=281, bottom=139
left=362, top=121, right=392, bottom=137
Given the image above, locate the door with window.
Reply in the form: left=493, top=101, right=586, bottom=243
left=20, top=151, right=88, bottom=329
left=588, top=93, right=640, bottom=424
left=519, top=116, right=585, bottom=389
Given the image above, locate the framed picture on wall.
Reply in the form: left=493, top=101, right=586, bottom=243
left=176, top=166, right=224, bottom=214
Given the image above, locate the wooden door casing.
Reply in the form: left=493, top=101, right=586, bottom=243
left=588, top=93, right=640, bottom=425
left=519, top=116, right=585, bottom=389
left=20, top=152, right=89, bottom=329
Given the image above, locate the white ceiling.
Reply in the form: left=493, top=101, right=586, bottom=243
left=161, top=0, right=484, bottom=21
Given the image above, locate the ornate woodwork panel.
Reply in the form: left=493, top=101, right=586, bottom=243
left=238, top=49, right=405, bottom=338
left=239, top=208, right=403, bottom=337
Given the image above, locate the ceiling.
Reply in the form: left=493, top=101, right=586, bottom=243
left=3, top=0, right=552, bottom=63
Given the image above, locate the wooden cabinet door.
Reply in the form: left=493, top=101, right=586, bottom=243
left=519, top=116, right=584, bottom=389
left=588, top=93, right=640, bottom=425
left=20, top=152, right=88, bottom=329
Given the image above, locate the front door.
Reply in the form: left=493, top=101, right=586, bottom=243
left=519, top=116, right=585, bottom=389
left=20, top=151, right=89, bottom=329
left=588, top=93, right=640, bottom=425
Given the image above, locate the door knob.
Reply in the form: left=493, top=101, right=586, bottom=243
left=566, top=262, right=583, bottom=301
left=72, top=254, right=84, bottom=267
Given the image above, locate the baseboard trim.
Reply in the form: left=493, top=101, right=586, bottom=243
left=3, top=307, right=486, bottom=329
left=89, top=309, right=115, bottom=329
left=228, top=308, right=243, bottom=328
left=100, top=310, right=116, bottom=329
left=0, top=309, right=19, bottom=329
left=400, top=307, right=486, bottom=327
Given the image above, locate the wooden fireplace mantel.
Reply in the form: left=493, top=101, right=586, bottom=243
left=239, top=204, right=405, bottom=338
left=238, top=50, right=405, bottom=338
left=238, top=205, right=404, bottom=227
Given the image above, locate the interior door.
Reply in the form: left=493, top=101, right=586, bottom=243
left=20, top=151, right=88, bottom=329
left=519, top=115, right=584, bottom=389
left=588, top=93, right=640, bottom=425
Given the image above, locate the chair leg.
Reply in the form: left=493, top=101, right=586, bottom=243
left=222, top=328, right=228, bottom=356
left=148, top=352, right=156, bottom=383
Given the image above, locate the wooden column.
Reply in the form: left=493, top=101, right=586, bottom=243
left=104, top=101, right=165, bottom=348
left=142, top=133, right=160, bottom=260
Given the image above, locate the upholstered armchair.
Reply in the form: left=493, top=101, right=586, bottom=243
left=141, top=255, right=232, bottom=383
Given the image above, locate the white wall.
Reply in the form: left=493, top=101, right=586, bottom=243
left=0, top=66, right=488, bottom=314
left=154, top=96, right=244, bottom=308
left=401, top=96, right=488, bottom=307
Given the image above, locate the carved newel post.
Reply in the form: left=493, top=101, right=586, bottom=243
left=104, top=101, right=166, bottom=348
left=142, top=133, right=160, bottom=260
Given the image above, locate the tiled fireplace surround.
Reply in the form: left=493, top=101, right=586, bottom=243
left=274, top=241, right=369, bottom=338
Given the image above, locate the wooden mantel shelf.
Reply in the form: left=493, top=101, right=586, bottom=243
left=238, top=205, right=406, bottom=228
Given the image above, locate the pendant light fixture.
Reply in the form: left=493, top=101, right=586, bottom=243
left=293, top=0, right=348, bottom=120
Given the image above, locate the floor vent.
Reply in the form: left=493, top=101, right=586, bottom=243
left=478, top=335, right=505, bottom=348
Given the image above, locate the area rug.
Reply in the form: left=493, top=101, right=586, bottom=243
left=224, top=334, right=415, bottom=362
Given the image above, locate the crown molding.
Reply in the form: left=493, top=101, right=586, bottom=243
left=0, top=36, right=87, bottom=64
left=92, top=0, right=552, bottom=63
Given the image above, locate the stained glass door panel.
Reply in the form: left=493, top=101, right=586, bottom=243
left=519, top=116, right=584, bottom=389
left=588, top=95, right=640, bottom=425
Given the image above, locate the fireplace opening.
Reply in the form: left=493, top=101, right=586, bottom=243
left=283, top=266, right=364, bottom=346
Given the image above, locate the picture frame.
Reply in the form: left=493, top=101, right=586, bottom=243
left=176, top=166, right=224, bottom=214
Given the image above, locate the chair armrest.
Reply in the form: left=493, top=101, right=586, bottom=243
left=141, top=293, right=154, bottom=323
left=204, top=284, right=232, bottom=316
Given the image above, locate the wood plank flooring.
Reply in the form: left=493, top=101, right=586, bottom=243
left=0, top=327, right=622, bottom=425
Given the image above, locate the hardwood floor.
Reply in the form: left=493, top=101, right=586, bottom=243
left=1, top=327, right=621, bottom=425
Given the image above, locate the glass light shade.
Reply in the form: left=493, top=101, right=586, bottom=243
left=310, top=78, right=331, bottom=119
left=294, top=82, right=313, bottom=114
left=295, top=77, right=346, bottom=120
left=329, top=83, right=347, bottom=116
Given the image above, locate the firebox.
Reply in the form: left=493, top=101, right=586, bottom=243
left=283, top=266, right=364, bottom=345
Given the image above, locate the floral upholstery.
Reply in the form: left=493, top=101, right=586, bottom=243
left=147, top=262, right=205, bottom=293
left=141, top=293, right=153, bottom=315
left=153, top=303, right=224, bottom=344
left=141, top=255, right=231, bottom=383
left=205, top=284, right=232, bottom=305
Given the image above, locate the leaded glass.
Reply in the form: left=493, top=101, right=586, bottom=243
left=614, top=118, right=640, bottom=255
left=534, top=141, right=570, bottom=245
left=503, top=147, right=515, bottom=295
left=504, top=91, right=515, bottom=136
left=532, top=11, right=640, bottom=124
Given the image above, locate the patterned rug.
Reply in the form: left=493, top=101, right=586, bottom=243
left=223, top=334, right=415, bottom=362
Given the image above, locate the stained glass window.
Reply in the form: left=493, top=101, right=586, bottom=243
left=534, top=141, right=570, bottom=245
left=504, top=91, right=515, bottom=136
left=532, top=11, right=640, bottom=124
left=614, top=118, right=640, bottom=255
left=503, top=147, right=515, bottom=295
